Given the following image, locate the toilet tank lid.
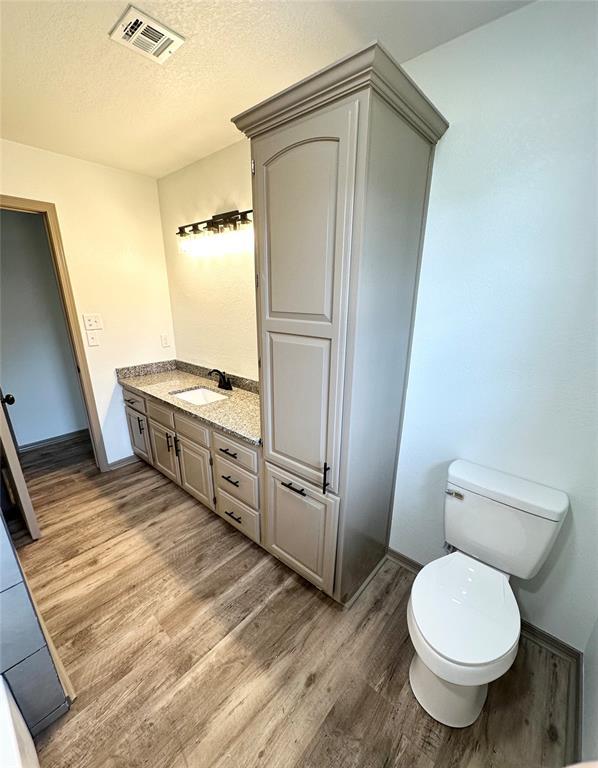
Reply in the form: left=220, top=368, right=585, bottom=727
left=448, top=460, right=569, bottom=522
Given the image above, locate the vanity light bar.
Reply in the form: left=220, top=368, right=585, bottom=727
left=176, top=209, right=253, bottom=237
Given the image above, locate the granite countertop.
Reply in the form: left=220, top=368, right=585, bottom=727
left=117, top=370, right=261, bottom=446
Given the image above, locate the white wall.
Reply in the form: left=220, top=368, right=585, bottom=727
left=158, top=140, right=258, bottom=380
left=0, top=210, right=88, bottom=446
left=0, top=140, right=176, bottom=463
left=584, top=614, right=598, bottom=759
left=390, top=0, right=597, bottom=651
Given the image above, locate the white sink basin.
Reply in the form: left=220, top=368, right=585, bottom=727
left=172, top=388, right=227, bottom=406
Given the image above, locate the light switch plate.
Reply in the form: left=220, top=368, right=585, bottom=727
left=86, top=331, right=100, bottom=347
left=83, top=313, right=103, bottom=330
left=160, top=333, right=170, bottom=348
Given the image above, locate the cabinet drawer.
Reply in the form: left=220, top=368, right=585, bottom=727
left=214, top=456, right=259, bottom=509
left=213, top=431, right=258, bottom=474
left=148, top=400, right=175, bottom=429
left=0, top=582, right=45, bottom=672
left=122, top=388, right=146, bottom=414
left=174, top=412, right=210, bottom=448
left=264, top=463, right=339, bottom=596
left=4, top=646, right=65, bottom=729
left=216, top=488, right=260, bottom=544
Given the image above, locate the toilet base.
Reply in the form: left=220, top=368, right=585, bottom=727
left=409, top=654, right=487, bottom=728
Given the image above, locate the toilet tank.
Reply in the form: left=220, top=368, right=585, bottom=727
left=445, top=460, right=569, bottom=579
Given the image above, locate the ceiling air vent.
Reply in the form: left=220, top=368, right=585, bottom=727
left=109, top=5, right=184, bottom=64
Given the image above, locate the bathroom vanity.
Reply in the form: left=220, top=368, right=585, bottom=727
left=120, top=42, right=448, bottom=605
left=118, top=364, right=262, bottom=543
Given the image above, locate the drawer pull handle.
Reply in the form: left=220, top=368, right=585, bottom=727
left=137, top=416, right=145, bottom=435
left=219, top=447, right=238, bottom=459
left=166, top=433, right=173, bottom=452
left=125, top=398, right=136, bottom=405
left=225, top=510, right=242, bottom=524
left=281, top=481, right=306, bottom=497
left=221, top=475, right=240, bottom=487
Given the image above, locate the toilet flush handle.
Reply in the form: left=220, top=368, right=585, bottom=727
left=445, top=489, right=464, bottom=500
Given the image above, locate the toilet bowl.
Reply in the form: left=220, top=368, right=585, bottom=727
left=406, top=459, right=569, bottom=728
left=407, top=551, right=520, bottom=727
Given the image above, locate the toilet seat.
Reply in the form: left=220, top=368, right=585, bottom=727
left=410, top=552, right=520, bottom=675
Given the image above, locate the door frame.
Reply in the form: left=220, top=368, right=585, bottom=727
left=0, top=194, right=109, bottom=471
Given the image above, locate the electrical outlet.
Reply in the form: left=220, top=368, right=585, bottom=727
left=83, top=313, right=103, bottom=330
left=86, top=331, right=100, bottom=347
left=160, top=333, right=170, bottom=348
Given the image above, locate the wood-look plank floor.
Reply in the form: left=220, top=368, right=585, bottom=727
left=14, top=436, right=577, bottom=768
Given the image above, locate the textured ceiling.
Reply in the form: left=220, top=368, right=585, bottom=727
left=0, top=0, right=529, bottom=177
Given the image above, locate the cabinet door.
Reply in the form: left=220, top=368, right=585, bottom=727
left=0, top=583, right=45, bottom=672
left=4, top=646, right=66, bottom=730
left=148, top=420, right=180, bottom=484
left=177, top=436, right=214, bottom=510
left=125, top=406, right=152, bottom=463
left=264, top=463, right=339, bottom=595
left=252, top=99, right=358, bottom=492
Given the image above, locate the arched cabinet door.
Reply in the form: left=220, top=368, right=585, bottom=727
left=252, top=99, right=359, bottom=493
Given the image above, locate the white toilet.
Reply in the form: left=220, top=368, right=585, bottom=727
left=407, top=459, right=569, bottom=728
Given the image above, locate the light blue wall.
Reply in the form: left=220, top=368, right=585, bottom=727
left=391, top=1, right=598, bottom=651
left=0, top=209, right=87, bottom=446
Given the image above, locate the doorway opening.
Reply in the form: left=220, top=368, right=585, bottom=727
left=0, top=195, right=107, bottom=545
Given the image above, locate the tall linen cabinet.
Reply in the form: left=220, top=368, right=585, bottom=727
left=232, top=43, right=448, bottom=604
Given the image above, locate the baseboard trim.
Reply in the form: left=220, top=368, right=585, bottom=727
left=387, top=546, right=583, bottom=761
left=105, top=455, right=139, bottom=471
left=386, top=547, right=421, bottom=575
left=18, top=429, right=89, bottom=453
left=339, top=556, right=387, bottom=609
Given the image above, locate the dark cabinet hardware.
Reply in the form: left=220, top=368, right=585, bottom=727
left=125, top=398, right=136, bottom=405
left=219, top=447, right=238, bottom=459
left=208, top=369, right=233, bottom=391
left=174, top=436, right=181, bottom=457
left=322, top=462, right=330, bottom=495
left=166, top=433, right=173, bottom=452
left=1, top=393, right=15, bottom=406
left=221, top=475, right=240, bottom=487
left=282, top=481, right=306, bottom=497
left=137, top=416, right=145, bottom=435
left=225, top=510, right=242, bottom=523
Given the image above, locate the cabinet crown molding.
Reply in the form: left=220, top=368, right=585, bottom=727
left=231, top=41, right=448, bottom=144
